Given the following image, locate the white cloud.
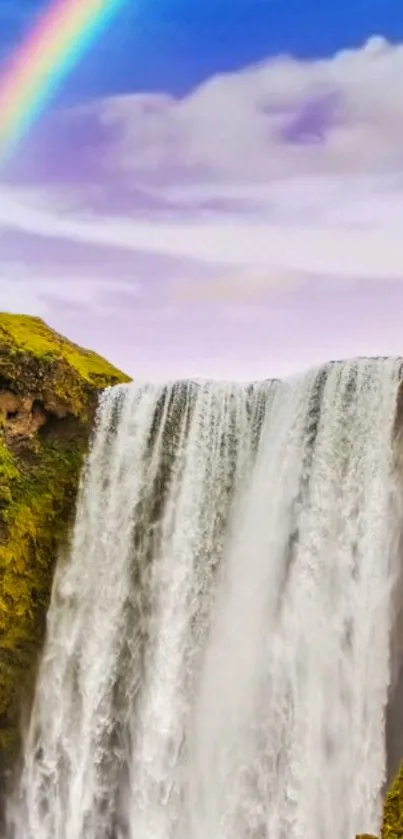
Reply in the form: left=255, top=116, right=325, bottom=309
left=1, top=184, right=403, bottom=282
left=95, top=36, right=403, bottom=180
left=3, top=36, right=403, bottom=312
left=0, top=261, right=143, bottom=317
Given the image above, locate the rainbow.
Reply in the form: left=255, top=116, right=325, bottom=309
left=0, top=0, right=126, bottom=166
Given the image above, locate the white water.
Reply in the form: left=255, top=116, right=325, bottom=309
left=5, top=361, right=403, bottom=839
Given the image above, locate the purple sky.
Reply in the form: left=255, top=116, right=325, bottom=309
left=2, top=37, right=403, bottom=379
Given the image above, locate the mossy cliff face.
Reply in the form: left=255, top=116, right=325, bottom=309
left=383, top=763, right=403, bottom=838
left=0, top=313, right=130, bottom=769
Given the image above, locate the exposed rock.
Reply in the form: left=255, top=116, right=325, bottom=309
left=0, top=390, right=48, bottom=437
left=0, top=313, right=130, bottom=772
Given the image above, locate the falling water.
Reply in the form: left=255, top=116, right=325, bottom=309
left=5, top=360, right=403, bottom=839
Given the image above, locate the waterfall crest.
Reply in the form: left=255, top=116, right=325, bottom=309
left=6, top=361, right=403, bottom=839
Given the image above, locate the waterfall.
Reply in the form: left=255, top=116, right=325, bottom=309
left=5, top=360, right=403, bottom=839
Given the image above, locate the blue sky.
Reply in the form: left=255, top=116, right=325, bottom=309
left=1, top=0, right=403, bottom=379
left=1, top=0, right=403, bottom=101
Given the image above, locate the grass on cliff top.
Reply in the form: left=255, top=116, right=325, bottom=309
left=0, top=313, right=131, bottom=388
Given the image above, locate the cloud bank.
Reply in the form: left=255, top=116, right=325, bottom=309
left=2, top=36, right=403, bottom=377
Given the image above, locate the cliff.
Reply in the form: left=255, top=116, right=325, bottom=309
left=0, top=313, right=130, bottom=768
left=383, top=763, right=403, bottom=838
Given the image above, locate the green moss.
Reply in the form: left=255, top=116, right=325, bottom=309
left=0, top=438, right=20, bottom=507
left=0, top=437, right=82, bottom=755
left=383, top=763, right=403, bottom=839
left=0, top=313, right=130, bottom=767
left=0, top=313, right=130, bottom=420
left=0, top=313, right=128, bottom=387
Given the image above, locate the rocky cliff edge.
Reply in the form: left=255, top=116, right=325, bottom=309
left=0, top=313, right=130, bottom=768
